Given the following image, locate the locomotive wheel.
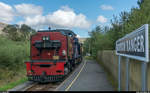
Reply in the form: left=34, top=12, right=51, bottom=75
left=71, top=60, right=75, bottom=69
left=72, top=59, right=76, bottom=68
left=68, top=62, right=73, bottom=72
left=71, top=63, right=74, bottom=71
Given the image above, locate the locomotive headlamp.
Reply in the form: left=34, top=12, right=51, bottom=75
left=62, top=50, right=66, bottom=56
left=46, top=37, right=49, bottom=40
left=42, top=36, right=46, bottom=40
left=43, top=36, right=49, bottom=41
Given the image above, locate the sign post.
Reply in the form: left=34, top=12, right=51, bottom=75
left=142, top=62, right=147, bottom=91
left=126, top=58, right=129, bottom=91
left=118, top=56, right=121, bottom=91
left=116, top=24, right=149, bottom=91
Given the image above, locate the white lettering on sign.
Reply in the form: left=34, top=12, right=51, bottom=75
left=116, top=24, right=149, bottom=62
left=116, top=35, right=145, bottom=52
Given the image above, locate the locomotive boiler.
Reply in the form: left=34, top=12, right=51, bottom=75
left=25, top=29, right=82, bottom=82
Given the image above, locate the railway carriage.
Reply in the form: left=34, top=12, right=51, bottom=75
left=25, top=28, right=82, bottom=82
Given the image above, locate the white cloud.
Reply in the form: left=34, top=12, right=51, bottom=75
left=0, top=2, right=91, bottom=29
left=0, top=2, right=14, bottom=23
left=77, top=34, right=80, bottom=38
left=19, top=6, right=91, bottom=29
left=100, top=5, right=114, bottom=10
left=97, top=15, right=107, bottom=23
left=14, top=4, right=43, bottom=17
left=18, top=15, right=46, bottom=28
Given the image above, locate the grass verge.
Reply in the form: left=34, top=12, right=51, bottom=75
left=0, top=36, right=29, bottom=91
left=0, top=77, right=27, bottom=91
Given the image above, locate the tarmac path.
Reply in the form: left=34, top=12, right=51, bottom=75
left=56, top=60, right=114, bottom=91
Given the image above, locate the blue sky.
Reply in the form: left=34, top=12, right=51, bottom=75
left=0, top=0, right=138, bottom=37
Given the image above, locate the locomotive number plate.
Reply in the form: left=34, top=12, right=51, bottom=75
left=53, top=56, right=59, bottom=60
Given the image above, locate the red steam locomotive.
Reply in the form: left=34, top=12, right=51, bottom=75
left=25, top=29, right=82, bottom=82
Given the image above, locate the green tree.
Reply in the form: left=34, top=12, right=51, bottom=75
left=84, top=0, right=150, bottom=57
left=20, top=24, right=36, bottom=41
left=2, top=25, right=21, bottom=41
left=2, top=24, right=36, bottom=41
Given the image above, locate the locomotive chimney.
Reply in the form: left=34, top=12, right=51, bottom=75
left=48, top=26, right=51, bottom=31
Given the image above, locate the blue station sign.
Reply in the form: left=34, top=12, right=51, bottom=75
left=116, top=24, right=149, bottom=62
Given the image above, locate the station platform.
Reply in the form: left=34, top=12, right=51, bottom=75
left=55, top=60, right=114, bottom=91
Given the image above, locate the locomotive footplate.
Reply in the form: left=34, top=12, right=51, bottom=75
left=27, top=75, right=64, bottom=83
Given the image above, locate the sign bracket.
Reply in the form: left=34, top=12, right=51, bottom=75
left=116, top=24, right=149, bottom=91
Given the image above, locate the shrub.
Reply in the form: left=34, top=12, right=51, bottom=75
left=0, top=36, right=30, bottom=71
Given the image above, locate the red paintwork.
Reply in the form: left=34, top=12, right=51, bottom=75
left=31, top=32, right=67, bottom=60
left=25, top=31, right=74, bottom=76
left=25, top=62, right=65, bottom=75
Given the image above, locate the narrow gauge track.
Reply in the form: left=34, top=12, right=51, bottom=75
left=25, top=82, right=61, bottom=91
left=23, top=62, right=82, bottom=91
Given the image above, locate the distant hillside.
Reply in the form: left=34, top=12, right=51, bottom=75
left=0, top=22, right=7, bottom=34
left=78, top=38, right=87, bottom=43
